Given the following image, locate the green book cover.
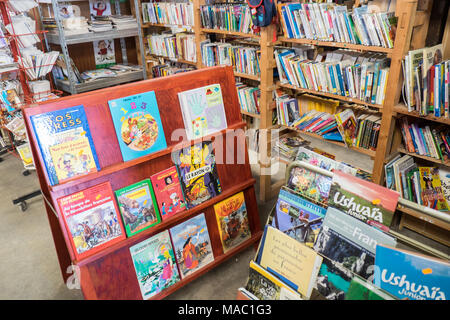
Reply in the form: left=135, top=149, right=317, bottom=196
left=115, top=179, right=161, bottom=237
left=406, top=169, right=418, bottom=202
left=345, top=276, right=395, bottom=300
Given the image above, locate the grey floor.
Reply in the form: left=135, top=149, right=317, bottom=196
left=0, top=137, right=448, bottom=300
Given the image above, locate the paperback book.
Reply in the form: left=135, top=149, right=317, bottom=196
left=296, top=146, right=357, bottom=175
left=418, top=166, right=449, bottom=211
left=169, top=213, right=214, bottom=279
left=335, top=109, right=358, bottom=147
left=286, top=165, right=331, bottom=205
left=114, top=179, right=161, bottom=237
left=314, top=256, right=355, bottom=300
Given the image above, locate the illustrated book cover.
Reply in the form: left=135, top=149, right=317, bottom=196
left=178, top=83, right=228, bottom=140
left=213, top=191, right=251, bottom=253
left=335, top=109, right=357, bottom=147
left=30, top=105, right=100, bottom=186
left=374, top=244, right=449, bottom=300
left=345, top=276, right=396, bottom=300
left=418, top=166, right=449, bottom=211
left=150, top=166, right=187, bottom=220
left=169, top=213, right=214, bottom=279
left=286, top=165, right=331, bottom=205
left=93, top=39, right=115, bottom=69
left=129, top=230, right=180, bottom=300
left=114, top=179, right=161, bottom=237
left=56, top=181, right=126, bottom=261
left=296, top=146, right=358, bottom=176
left=174, top=141, right=222, bottom=209
left=108, top=91, right=167, bottom=162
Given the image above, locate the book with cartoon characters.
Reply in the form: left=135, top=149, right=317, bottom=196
left=30, top=105, right=100, bottom=186
left=129, top=230, right=180, bottom=300
left=108, top=91, right=167, bottom=162
left=174, top=141, right=222, bottom=209
left=150, top=166, right=187, bottom=221
left=114, top=179, right=161, bottom=237
left=56, top=181, right=126, bottom=261
left=178, top=83, right=228, bottom=140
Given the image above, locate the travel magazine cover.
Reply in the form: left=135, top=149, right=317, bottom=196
left=129, top=230, right=180, bottom=300
left=108, top=91, right=167, bottom=162
left=150, top=166, right=187, bottom=220
left=213, top=192, right=251, bottom=253
left=314, top=256, right=355, bottom=300
left=30, top=105, right=100, bottom=186
left=114, top=179, right=161, bottom=237
left=169, top=213, right=214, bottom=279
left=56, top=182, right=126, bottom=261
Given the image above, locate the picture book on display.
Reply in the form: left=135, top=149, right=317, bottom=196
left=108, top=91, right=167, bottom=162
left=328, top=170, right=400, bottom=231
left=129, top=230, right=180, bottom=300
left=169, top=213, right=214, bottom=279
left=345, top=276, right=396, bottom=300
left=296, top=147, right=357, bottom=176
left=178, top=83, right=228, bottom=140
left=214, top=191, right=251, bottom=253
left=335, top=109, right=358, bottom=147
left=56, top=182, right=126, bottom=261
left=314, top=256, right=355, bottom=300
left=374, top=244, right=450, bottom=300
left=150, top=166, right=187, bottom=220
left=286, top=165, right=331, bottom=205
left=174, top=141, right=222, bottom=209
left=30, top=105, right=100, bottom=186
left=313, top=207, right=397, bottom=281
left=418, top=167, right=449, bottom=211
left=114, top=179, right=161, bottom=237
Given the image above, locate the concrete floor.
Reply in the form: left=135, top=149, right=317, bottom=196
left=0, top=138, right=447, bottom=300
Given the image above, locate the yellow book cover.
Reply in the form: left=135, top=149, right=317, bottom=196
left=16, top=143, right=33, bottom=166
left=418, top=167, right=449, bottom=211
left=214, top=191, right=251, bottom=253
left=49, top=136, right=98, bottom=183
left=258, top=226, right=322, bottom=299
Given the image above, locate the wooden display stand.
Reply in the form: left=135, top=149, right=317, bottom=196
left=22, top=66, right=262, bottom=300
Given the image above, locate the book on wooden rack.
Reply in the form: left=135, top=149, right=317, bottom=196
left=142, top=2, right=194, bottom=27
left=151, top=63, right=195, bottom=78
left=147, top=33, right=196, bottom=63
left=295, top=146, right=358, bottom=175
left=200, top=3, right=256, bottom=35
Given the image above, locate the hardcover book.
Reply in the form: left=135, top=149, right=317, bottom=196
left=30, top=105, right=100, bottom=186
left=108, top=91, right=167, bottom=162
left=129, top=230, right=180, bottom=300
left=114, top=179, right=161, bottom=237
left=418, top=166, right=449, bottom=211
left=150, top=166, right=187, bottom=220
left=56, top=182, right=126, bottom=261
left=345, top=276, right=396, bottom=300
left=314, top=255, right=355, bottom=300
left=174, top=141, right=222, bottom=209
left=213, top=191, right=251, bottom=253
left=169, top=213, right=214, bottom=279
left=178, top=83, right=228, bottom=140
left=335, top=109, right=357, bottom=147
left=374, top=244, right=449, bottom=300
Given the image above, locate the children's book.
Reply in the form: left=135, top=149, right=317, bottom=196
left=418, top=166, right=449, bottom=211
left=108, top=91, right=167, bottom=162
left=335, top=109, right=357, bottom=147
left=178, top=83, right=228, bottom=140
left=169, top=213, right=214, bottom=279
left=56, top=182, right=126, bottom=261
left=30, top=105, right=100, bottom=186
left=214, top=191, right=251, bottom=253
left=345, top=276, right=396, bottom=300
left=1, top=89, right=21, bottom=112
left=93, top=39, right=115, bottom=69
left=314, top=255, right=355, bottom=300
left=114, top=179, right=160, bottom=237
left=286, top=165, right=331, bottom=205
left=129, top=230, right=180, bottom=300
left=374, top=244, right=450, bottom=300
left=150, top=166, right=187, bottom=220
left=296, top=146, right=357, bottom=175
left=438, top=167, right=450, bottom=205
left=89, top=0, right=112, bottom=17
left=174, top=141, right=222, bottom=209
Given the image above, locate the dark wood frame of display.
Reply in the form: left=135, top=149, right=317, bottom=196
left=22, top=65, right=262, bottom=300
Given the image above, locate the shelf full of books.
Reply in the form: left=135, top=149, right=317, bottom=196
left=22, top=66, right=262, bottom=300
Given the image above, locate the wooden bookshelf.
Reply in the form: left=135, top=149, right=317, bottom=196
left=397, top=147, right=450, bottom=166
left=145, top=53, right=197, bottom=66
left=393, top=104, right=450, bottom=126
left=201, top=28, right=261, bottom=39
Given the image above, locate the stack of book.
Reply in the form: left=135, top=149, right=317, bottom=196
left=88, top=17, right=114, bottom=32
left=276, top=48, right=390, bottom=105
left=399, top=117, right=450, bottom=162
left=278, top=2, right=397, bottom=48
left=403, top=43, right=449, bottom=118
left=272, top=135, right=309, bottom=162
left=200, top=3, right=255, bottom=34
left=110, top=15, right=138, bottom=30
left=236, top=82, right=260, bottom=115
left=142, top=2, right=194, bottom=27
left=147, top=33, right=196, bottom=63
left=151, top=64, right=194, bottom=78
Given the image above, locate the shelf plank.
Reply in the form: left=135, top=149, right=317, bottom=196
left=240, top=110, right=261, bottom=118
left=397, top=205, right=450, bottom=231
left=397, top=147, right=450, bottom=166
left=201, top=28, right=260, bottom=39
left=46, top=28, right=139, bottom=45
left=142, top=22, right=194, bottom=29
left=393, top=104, right=450, bottom=125
left=234, top=71, right=260, bottom=81
left=145, top=53, right=197, bottom=66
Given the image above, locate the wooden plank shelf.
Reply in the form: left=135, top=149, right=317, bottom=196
left=142, top=22, right=194, bottom=30
left=201, top=28, right=260, bottom=39
left=234, top=71, right=260, bottom=81
left=241, top=110, right=261, bottom=118
left=145, top=53, right=197, bottom=66
left=393, top=104, right=450, bottom=125
left=396, top=205, right=450, bottom=232
left=397, top=147, right=450, bottom=166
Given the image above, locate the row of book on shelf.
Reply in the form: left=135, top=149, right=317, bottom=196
left=278, top=2, right=397, bottom=48
left=236, top=82, right=260, bottom=115
left=403, top=43, right=449, bottom=118
left=276, top=47, right=390, bottom=105
left=238, top=147, right=449, bottom=300
left=142, top=1, right=194, bottom=27
left=200, top=3, right=256, bottom=35
left=150, top=63, right=194, bottom=78
left=147, top=32, right=196, bottom=63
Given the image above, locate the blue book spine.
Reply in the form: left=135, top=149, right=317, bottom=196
left=335, top=65, right=345, bottom=96
left=282, top=6, right=294, bottom=38
left=418, top=127, right=430, bottom=156
left=371, top=62, right=381, bottom=103
left=408, top=127, right=419, bottom=152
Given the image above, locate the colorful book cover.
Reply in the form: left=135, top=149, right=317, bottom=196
left=129, top=230, right=180, bottom=300
left=345, top=276, right=396, bottom=300
left=1, top=89, right=21, bottom=112
left=335, top=109, right=357, bottom=147
left=328, top=170, right=400, bottom=231
left=114, top=179, right=161, bottom=237
left=30, top=105, right=100, bottom=186
left=296, top=146, right=357, bottom=176
left=108, top=91, right=167, bottom=162
left=271, top=187, right=326, bottom=247
left=314, top=256, right=355, bottom=300
left=56, top=182, right=126, bottom=261
left=93, top=39, right=115, bottom=69
left=418, top=166, right=449, bottom=211
left=313, top=207, right=397, bottom=281
left=169, top=213, right=214, bottom=279
left=150, top=166, right=187, bottom=220
left=178, top=83, right=228, bottom=140
left=213, top=191, right=251, bottom=253
left=174, top=141, right=222, bottom=209
left=245, top=260, right=302, bottom=300
left=286, top=165, right=331, bottom=205
left=374, top=244, right=450, bottom=300
left=438, top=168, right=450, bottom=205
